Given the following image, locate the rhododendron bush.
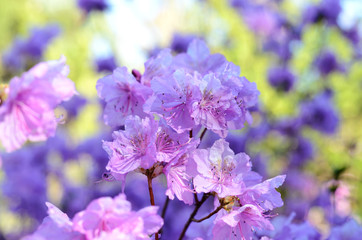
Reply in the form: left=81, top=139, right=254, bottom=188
left=0, top=0, right=362, bottom=239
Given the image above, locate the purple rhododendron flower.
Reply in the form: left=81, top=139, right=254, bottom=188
left=96, top=67, right=152, bottom=127
left=190, top=139, right=259, bottom=198
left=145, top=40, right=259, bottom=137
left=103, top=116, right=158, bottom=175
left=0, top=57, right=76, bottom=152
left=267, top=67, right=296, bottom=92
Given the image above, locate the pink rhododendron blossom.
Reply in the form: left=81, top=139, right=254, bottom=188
left=96, top=67, right=152, bottom=127
left=0, top=56, right=76, bottom=152
left=73, top=194, right=163, bottom=239
left=22, top=202, right=84, bottom=240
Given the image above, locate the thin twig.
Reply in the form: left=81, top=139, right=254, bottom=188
left=192, top=204, right=224, bottom=223
left=161, top=196, right=170, bottom=219
left=147, top=172, right=159, bottom=240
left=199, top=128, right=207, bottom=142
left=178, top=194, right=209, bottom=240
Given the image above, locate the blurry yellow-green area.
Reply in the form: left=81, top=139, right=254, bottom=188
left=0, top=0, right=361, bottom=237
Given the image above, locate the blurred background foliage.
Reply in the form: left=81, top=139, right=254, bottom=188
left=0, top=0, right=362, bottom=238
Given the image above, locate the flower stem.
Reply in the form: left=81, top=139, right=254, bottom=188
left=147, top=172, right=159, bottom=240
left=178, top=194, right=209, bottom=240
left=192, top=204, right=224, bottom=222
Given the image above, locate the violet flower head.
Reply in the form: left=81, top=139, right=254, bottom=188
left=95, top=56, right=117, bottom=73
left=315, top=50, right=340, bottom=76
left=300, top=93, right=339, bottom=134
left=77, top=0, right=108, bottom=13
left=103, top=116, right=158, bottom=175
left=267, top=67, right=296, bottom=92
left=0, top=57, right=76, bottom=152
left=96, top=66, right=152, bottom=127
left=73, top=193, right=163, bottom=239
left=319, top=0, right=342, bottom=25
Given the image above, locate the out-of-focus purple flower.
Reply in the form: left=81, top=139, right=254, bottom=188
left=289, top=136, right=314, bottom=166
left=22, top=202, right=84, bottom=240
left=267, top=67, right=296, bottom=92
left=319, top=0, right=341, bottom=25
left=23, top=24, right=61, bottom=59
left=328, top=218, right=362, bottom=240
left=0, top=57, right=76, bottom=152
left=60, top=95, right=87, bottom=119
left=1, top=145, right=48, bottom=221
left=2, top=24, right=60, bottom=72
left=302, top=5, right=325, bottom=24
left=300, top=93, right=339, bottom=134
left=274, top=117, right=302, bottom=137
left=303, top=0, right=341, bottom=26
left=242, top=6, right=280, bottom=37
left=170, top=33, right=198, bottom=53
left=2, top=38, right=27, bottom=72
left=94, top=56, right=117, bottom=73
left=77, top=0, right=108, bottom=13
left=315, top=50, right=340, bottom=76
left=262, top=213, right=321, bottom=240
left=96, top=67, right=152, bottom=127
left=72, top=193, right=163, bottom=239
